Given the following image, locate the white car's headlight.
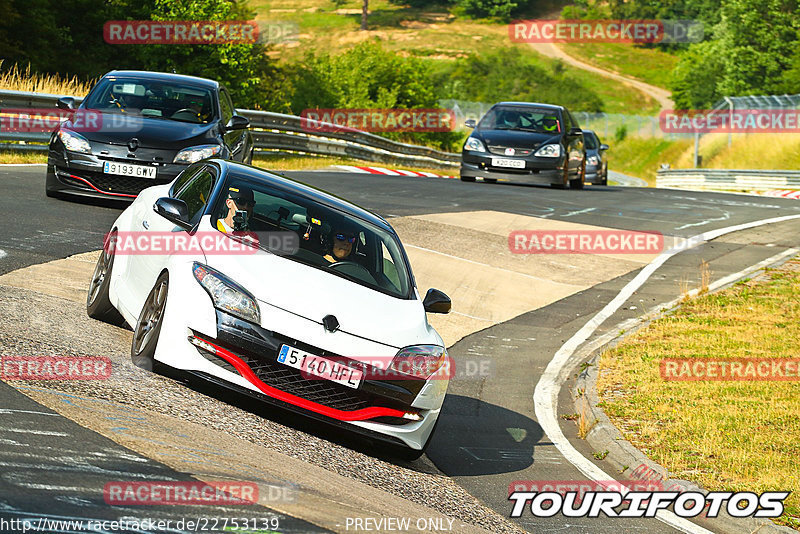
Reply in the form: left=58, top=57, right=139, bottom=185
left=58, top=129, right=91, bottom=154
left=463, top=137, right=486, bottom=153
left=192, top=263, right=260, bottom=324
left=174, top=144, right=221, bottom=164
left=587, top=155, right=599, bottom=165
left=534, top=144, right=561, bottom=158
left=389, top=345, right=447, bottom=380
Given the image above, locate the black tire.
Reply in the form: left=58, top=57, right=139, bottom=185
left=87, top=231, right=125, bottom=325
left=460, top=175, right=476, bottom=182
left=600, top=167, right=608, bottom=186
left=570, top=160, right=586, bottom=190
left=483, top=178, right=497, bottom=184
left=131, top=272, right=169, bottom=371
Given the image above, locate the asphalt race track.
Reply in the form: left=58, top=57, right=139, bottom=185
left=2, top=163, right=800, bottom=533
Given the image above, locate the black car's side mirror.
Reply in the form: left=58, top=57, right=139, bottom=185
left=600, top=143, right=610, bottom=150
left=154, top=197, right=192, bottom=229
left=56, top=97, right=75, bottom=111
left=464, top=119, right=476, bottom=129
left=423, top=288, right=451, bottom=314
left=225, top=115, right=250, bottom=131
left=568, top=127, right=582, bottom=136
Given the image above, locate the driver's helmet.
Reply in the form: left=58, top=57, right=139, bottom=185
left=542, top=116, right=560, bottom=132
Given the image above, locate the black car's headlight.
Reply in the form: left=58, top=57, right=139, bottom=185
left=174, top=144, right=221, bottom=164
left=587, top=155, right=599, bottom=165
left=534, top=144, right=561, bottom=158
left=192, top=263, right=261, bottom=324
left=463, top=137, right=486, bottom=153
left=57, top=129, right=91, bottom=154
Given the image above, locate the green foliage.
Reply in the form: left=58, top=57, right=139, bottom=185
left=432, top=47, right=605, bottom=112
left=614, top=124, right=628, bottom=142
left=287, top=41, right=462, bottom=149
left=670, top=0, right=799, bottom=108
left=560, top=0, right=612, bottom=20
left=458, top=0, right=519, bottom=20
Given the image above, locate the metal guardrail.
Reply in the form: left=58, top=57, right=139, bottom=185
left=0, top=89, right=460, bottom=169
left=657, top=168, right=800, bottom=192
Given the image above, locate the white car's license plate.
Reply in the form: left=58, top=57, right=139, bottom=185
left=277, top=345, right=363, bottom=389
left=103, top=161, right=157, bottom=179
left=491, top=157, right=525, bottom=169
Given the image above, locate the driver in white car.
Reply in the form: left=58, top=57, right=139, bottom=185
left=323, top=231, right=356, bottom=263
left=217, top=186, right=256, bottom=233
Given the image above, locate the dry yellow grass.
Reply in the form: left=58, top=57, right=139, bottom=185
left=673, top=133, right=800, bottom=171
left=0, top=61, right=93, bottom=96
left=597, top=259, right=800, bottom=528
left=0, top=151, right=47, bottom=164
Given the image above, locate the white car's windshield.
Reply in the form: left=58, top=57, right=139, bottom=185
left=213, top=178, right=412, bottom=299
left=83, top=77, right=216, bottom=124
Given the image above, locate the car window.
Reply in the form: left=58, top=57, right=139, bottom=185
left=478, top=107, right=562, bottom=133
left=583, top=132, right=599, bottom=150
left=170, top=164, right=204, bottom=197
left=175, top=167, right=215, bottom=224
left=83, top=77, right=216, bottom=124
left=219, top=87, right=234, bottom=125
left=212, top=177, right=412, bottom=299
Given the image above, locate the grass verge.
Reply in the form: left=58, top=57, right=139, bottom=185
left=606, top=136, right=692, bottom=185
left=0, top=151, right=47, bottom=164
left=0, top=61, right=92, bottom=96
left=597, top=258, right=800, bottom=529
left=559, top=43, right=679, bottom=90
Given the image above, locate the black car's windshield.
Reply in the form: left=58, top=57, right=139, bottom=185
left=83, top=77, right=216, bottom=124
left=478, top=107, right=562, bottom=134
left=213, top=177, right=412, bottom=299
left=584, top=131, right=599, bottom=150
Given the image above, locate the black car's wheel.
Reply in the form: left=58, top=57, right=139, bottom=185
left=87, top=231, right=125, bottom=325
left=460, top=175, right=476, bottom=182
left=570, top=160, right=586, bottom=190
left=131, top=272, right=169, bottom=370
left=600, top=166, right=608, bottom=186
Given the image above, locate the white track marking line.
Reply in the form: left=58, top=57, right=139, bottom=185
left=0, top=249, right=6, bottom=260
left=534, top=213, right=800, bottom=534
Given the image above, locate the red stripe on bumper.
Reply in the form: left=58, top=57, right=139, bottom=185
left=64, top=173, right=137, bottom=198
left=196, top=337, right=410, bottom=422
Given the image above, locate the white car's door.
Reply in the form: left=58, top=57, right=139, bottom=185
left=127, top=165, right=217, bottom=316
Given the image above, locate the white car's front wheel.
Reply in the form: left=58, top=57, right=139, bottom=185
left=87, top=230, right=124, bottom=325
left=131, top=272, right=169, bottom=370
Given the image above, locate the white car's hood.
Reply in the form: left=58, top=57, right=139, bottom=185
left=205, top=248, right=435, bottom=350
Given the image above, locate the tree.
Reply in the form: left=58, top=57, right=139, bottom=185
left=361, top=0, right=368, bottom=30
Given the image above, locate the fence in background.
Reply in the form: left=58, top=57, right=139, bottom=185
left=657, top=168, right=800, bottom=192
left=0, top=89, right=460, bottom=169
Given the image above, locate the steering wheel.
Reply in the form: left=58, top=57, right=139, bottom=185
left=171, top=108, right=199, bottom=120
left=328, top=260, right=375, bottom=279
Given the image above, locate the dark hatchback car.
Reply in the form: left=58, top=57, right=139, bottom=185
left=46, top=70, right=253, bottom=201
left=583, top=129, right=610, bottom=185
left=460, top=102, right=586, bottom=189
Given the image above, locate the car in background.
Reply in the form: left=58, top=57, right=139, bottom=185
left=582, top=129, right=609, bottom=185
left=46, top=70, right=253, bottom=201
left=86, top=159, right=452, bottom=459
left=460, top=102, right=586, bottom=189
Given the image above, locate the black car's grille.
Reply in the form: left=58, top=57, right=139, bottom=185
left=487, top=145, right=533, bottom=156
left=58, top=169, right=171, bottom=195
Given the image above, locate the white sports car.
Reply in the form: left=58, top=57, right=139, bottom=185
left=87, top=159, right=452, bottom=458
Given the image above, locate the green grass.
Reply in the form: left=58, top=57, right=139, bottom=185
left=560, top=42, right=680, bottom=90
left=606, top=136, right=693, bottom=185
left=597, top=259, right=800, bottom=529
left=253, top=0, right=662, bottom=114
